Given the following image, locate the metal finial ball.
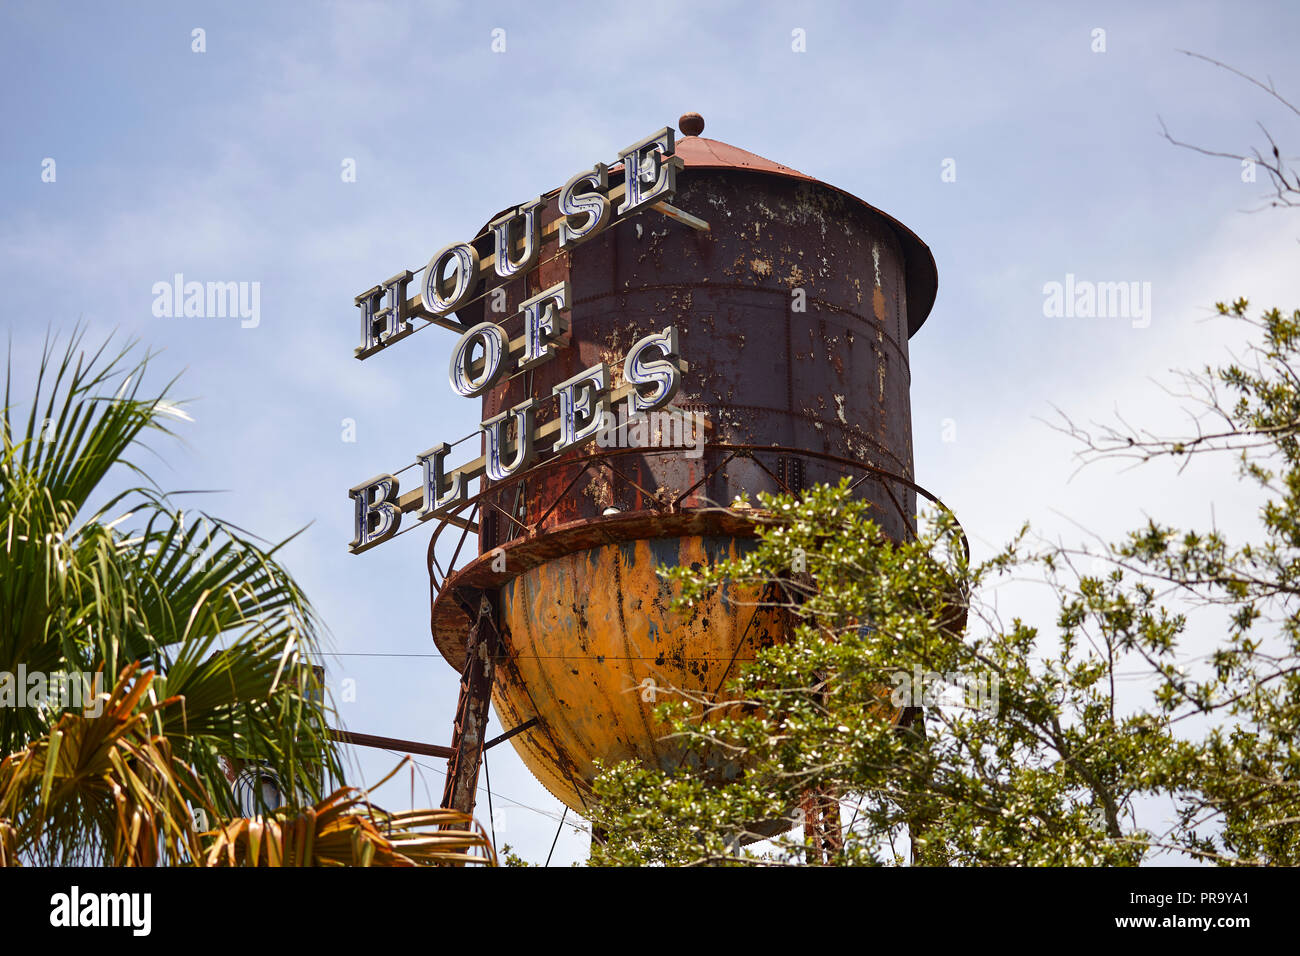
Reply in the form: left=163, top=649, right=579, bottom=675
left=678, top=112, right=705, bottom=137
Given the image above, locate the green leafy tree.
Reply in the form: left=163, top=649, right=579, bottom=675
left=1057, top=299, right=1300, bottom=864
left=590, top=301, right=1300, bottom=867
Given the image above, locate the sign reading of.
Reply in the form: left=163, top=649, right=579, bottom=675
left=348, top=127, right=700, bottom=554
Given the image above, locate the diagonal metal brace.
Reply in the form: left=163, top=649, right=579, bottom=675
left=441, top=589, right=501, bottom=817
left=484, top=717, right=539, bottom=752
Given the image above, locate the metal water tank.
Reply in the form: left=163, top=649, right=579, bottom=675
left=429, top=113, right=938, bottom=813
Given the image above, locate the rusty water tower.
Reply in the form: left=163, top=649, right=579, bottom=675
left=428, top=113, right=939, bottom=819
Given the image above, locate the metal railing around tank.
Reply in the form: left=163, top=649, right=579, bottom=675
left=426, top=443, right=966, bottom=601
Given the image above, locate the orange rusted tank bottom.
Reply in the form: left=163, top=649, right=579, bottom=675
left=492, top=534, right=783, bottom=812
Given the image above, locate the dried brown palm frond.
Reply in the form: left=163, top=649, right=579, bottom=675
left=0, top=663, right=210, bottom=866
left=0, top=667, right=496, bottom=867
left=203, top=761, right=496, bottom=867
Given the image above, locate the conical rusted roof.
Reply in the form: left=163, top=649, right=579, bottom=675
left=673, top=134, right=818, bottom=182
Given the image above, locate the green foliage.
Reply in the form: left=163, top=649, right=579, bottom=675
left=1113, top=299, right=1300, bottom=864
left=591, top=302, right=1300, bottom=866
left=499, top=843, right=533, bottom=867
left=0, top=329, right=343, bottom=861
left=591, top=484, right=1178, bottom=865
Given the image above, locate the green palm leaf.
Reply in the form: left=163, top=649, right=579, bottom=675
left=1, top=327, right=343, bottom=839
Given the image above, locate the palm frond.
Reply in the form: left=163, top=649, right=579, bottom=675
left=0, top=664, right=210, bottom=866
left=203, top=767, right=496, bottom=867
left=1, top=328, right=342, bottom=826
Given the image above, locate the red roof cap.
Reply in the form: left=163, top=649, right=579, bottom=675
left=673, top=134, right=817, bottom=183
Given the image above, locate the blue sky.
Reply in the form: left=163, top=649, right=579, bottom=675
left=3, top=0, right=1299, bottom=864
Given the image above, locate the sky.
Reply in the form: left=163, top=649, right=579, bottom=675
left=2, top=0, right=1299, bottom=865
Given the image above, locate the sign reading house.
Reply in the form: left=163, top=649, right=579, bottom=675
left=348, top=127, right=700, bottom=554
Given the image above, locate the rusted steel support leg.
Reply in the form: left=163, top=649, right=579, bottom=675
left=801, top=788, right=843, bottom=864
left=820, top=790, right=844, bottom=859
left=441, top=589, right=501, bottom=817
left=896, top=705, right=937, bottom=865
left=801, top=792, right=819, bottom=865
